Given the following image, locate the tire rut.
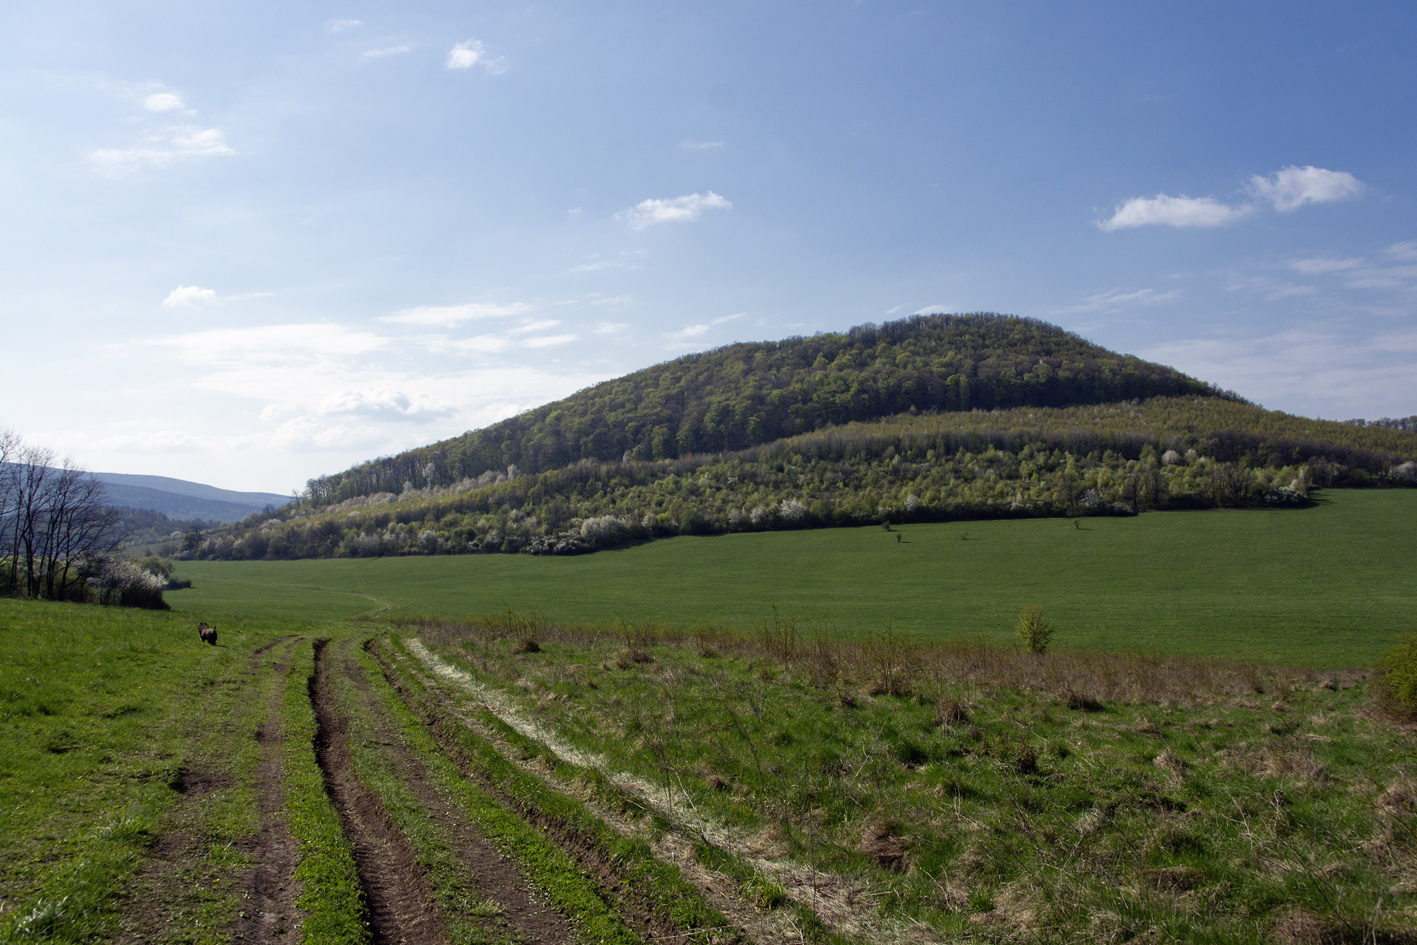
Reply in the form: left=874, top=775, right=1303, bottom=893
left=368, top=640, right=717, bottom=945
left=231, top=637, right=303, bottom=944
left=311, top=637, right=446, bottom=945
left=339, top=646, right=581, bottom=944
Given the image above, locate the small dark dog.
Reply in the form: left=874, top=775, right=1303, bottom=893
left=198, top=622, right=217, bottom=646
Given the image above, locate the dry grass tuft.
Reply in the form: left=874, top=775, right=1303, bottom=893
left=937, top=697, right=971, bottom=727
left=858, top=819, right=910, bottom=872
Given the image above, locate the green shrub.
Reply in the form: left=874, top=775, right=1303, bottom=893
left=1016, top=605, right=1054, bottom=654
left=1373, top=630, right=1417, bottom=721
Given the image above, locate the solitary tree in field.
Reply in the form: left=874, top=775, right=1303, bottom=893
left=1016, top=605, right=1054, bottom=654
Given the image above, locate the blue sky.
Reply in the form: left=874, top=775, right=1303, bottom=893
left=3, top=2, right=1415, bottom=493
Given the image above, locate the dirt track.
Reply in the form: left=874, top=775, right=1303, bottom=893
left=231, top=637, right=302, bottom=944
left=311, top=637, right=446, bottom=944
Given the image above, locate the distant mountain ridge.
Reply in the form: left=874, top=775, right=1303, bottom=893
left=92, top=472, right=288, bottom=524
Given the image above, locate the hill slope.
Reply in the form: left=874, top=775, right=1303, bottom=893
left=304, top=313, right=1224, bottom=504
left=174, top=314, right=1416, bottom=562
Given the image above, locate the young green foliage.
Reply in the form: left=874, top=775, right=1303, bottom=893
left=1015, top=605, right=1054, bottom=654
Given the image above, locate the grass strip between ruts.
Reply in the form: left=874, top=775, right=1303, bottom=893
left=374, top=635, right=760, bottom=944
left=281, top=638, right=370, bottom=945
left=340, top=638, right=536, bottom=944
left=362, top=634, right=646, bottom=945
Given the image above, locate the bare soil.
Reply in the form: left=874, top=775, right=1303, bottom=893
left=338, top=643, right=580, bottom=943
left=311, top=637, right=447, bottom=945
left=230, top=637, right=303, bottom=944
left=368, top=639, right=720, bottom=945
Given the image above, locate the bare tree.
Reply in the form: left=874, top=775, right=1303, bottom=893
left=1, top=434, right=123, bottom=601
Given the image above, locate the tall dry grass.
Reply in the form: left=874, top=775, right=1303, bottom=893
left=393, top=610, right=1345, bottom=709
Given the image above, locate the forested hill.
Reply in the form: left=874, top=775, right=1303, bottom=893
left=306, top=313, right=1225, bottom=505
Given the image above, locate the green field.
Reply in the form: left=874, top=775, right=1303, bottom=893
left=174, top=489, right=1417, bottom=668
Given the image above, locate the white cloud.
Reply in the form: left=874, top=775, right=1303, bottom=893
left=363, top=45, right=411, bottom=59
left=1384, top=241, right=1417, bottom=262
left=381, top=301, right=529, bottom=327
left=1101, top=166, right=1363, bottom=232
left=1099, top=194, right=1250, bottom=231
left=143, top=92, right=184, bottom=112
left=90, top=126, right=234, bottom=174
left=326, top=18, right=364, bottom=33
left=162, top=285, right=217, bottom=307
left=616, top=191, right=731, bottom=229
left=594, top=322, right=629, bottom=334
left=315, top=388, right=453, bottom=422
left=912, top=304, right=955, bottom=315
left=679, top=140, right=724, bottom=150
left=668, top=324, right=710, bottom=340
left=447, top=39, right=505, bottom=74
left=1249, top=166, right=1363, bottom=212
left=713, top=312, right=746, bottom=325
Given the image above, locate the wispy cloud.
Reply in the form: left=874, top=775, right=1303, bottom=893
left=508, top=319, right=561, bottom=334
left=594, top=322, right=629, bottom=334
left=1141, top=326, right=1417, bottom=417
left=1289, top=256, right=1364, bottom=274
left=1248, top=166, right=1364, bottom=212
left=616, top=191, right=731, bottom=229
left=1099, top=195, right=1250, bottom=231
left=1054, top=287, right=1182, bottom=314
left=156, top=323, right=388, bottom=366
left=669, top=324, right=710, bottom=339
left=679, top=139, right=724, bottom=150
left=162, top=285, right=217, bottom=307
left=326, top=18, right=363, bottom=33
left=91, top=126, right=234, bottom=174
left=1384, top=241, right=1417, bottom=262
left=912, top=303, right=957, bottom=315
left=381, top=302, right=529, bottom=327
left=522, top=333, right=577, bottom=349
left=447, top=39, right=506, bottom=74
left=363, top=44, right=411, bottom=59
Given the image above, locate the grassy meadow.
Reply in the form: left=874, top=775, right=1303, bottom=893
left=3, top=489, right=1415, bottom=943
left=174, top=489, right=1417, bottom=668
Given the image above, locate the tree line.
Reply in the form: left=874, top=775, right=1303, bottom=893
left=298, top=314, right=1234, bottom=508
left=1, top=430, right=164, bottom=608
left=182, top=397, right=1417, bottom=563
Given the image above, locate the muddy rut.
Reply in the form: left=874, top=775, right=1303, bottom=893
left=337, top=643, right=580, bottom=944
left=311, top=637, right=446, bottom=945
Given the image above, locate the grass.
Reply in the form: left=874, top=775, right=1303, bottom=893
left=371, top=636, right=737, bottom=943
left=0, top=601, right=275, bottom=943
left=176, top=489, right=1417, bottom=668
left=281, top=639, right=369, bottom=945
left=400, top=613, right=1417, bottom=944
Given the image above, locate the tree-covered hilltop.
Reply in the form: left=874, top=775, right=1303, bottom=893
left=303, top=314, right=1227, bottom=505
left=179, top=397, right=1417, bottom=562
